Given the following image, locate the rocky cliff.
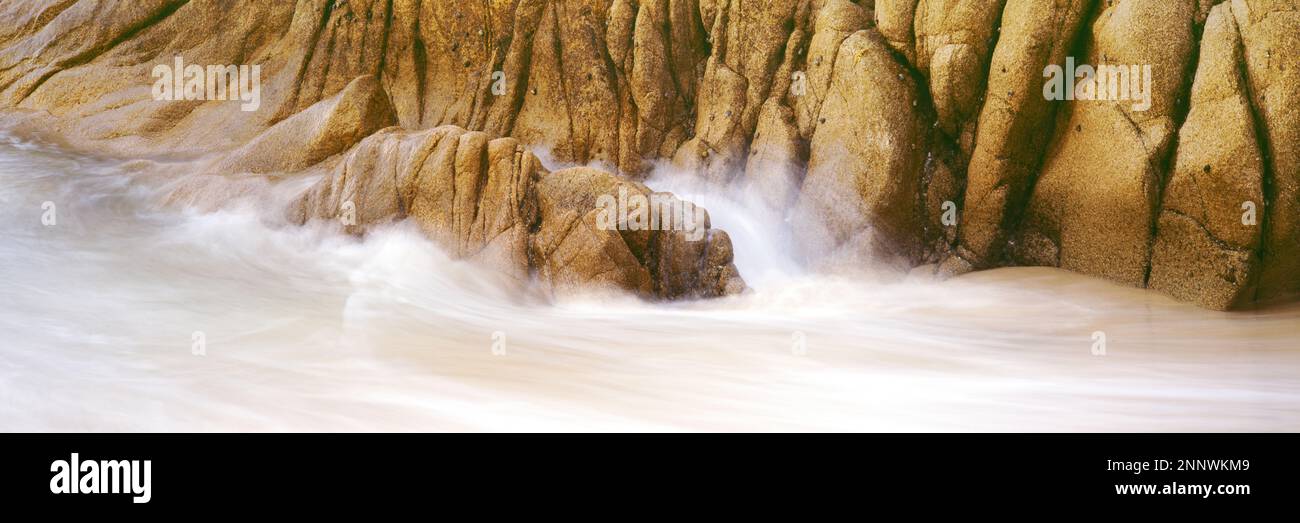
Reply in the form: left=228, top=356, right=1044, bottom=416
left=0, top=0, right=1295, bottom=308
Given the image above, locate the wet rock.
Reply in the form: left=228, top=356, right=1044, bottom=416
left=672, top=57, right=749, bottom=182
left=294, top=125, right=745, bottom=299
left=745, top=98, right=804, bottom=208
left=1231, top=0, right=1300, bottom=304
left=1148, top=3, right=1266, bottom=310
left=1017, top=0, right=1197, bottom=287
left=914, top=0, right=1005, bottom=159
left=874, top=0, right=919, bottom=64
left=215, top=74, right=397, bottom=175
left=793, top=0, right=870, bottom=139
left=2, top=0, right=1298, bottom=309
left=954, top=0, right=1092, bottom=271
left=792, top=29, right=925, bottom=269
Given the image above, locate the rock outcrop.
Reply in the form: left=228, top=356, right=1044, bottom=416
left=1234, top=0, right=1300, bottom=305
left=791, top=28, right=925, bottom=269
left=945, top=0, right=1093, bottom=274
left=1148, top=2, right=1266, bottom=309
left=1016, top=0, right=1196, bottom=286
left=913, top=0, right=1005, bottom=160
left=291, top=124, right=745, bottom=299
left=1, top=0, right=1297, bottom=309
left=215, top=74, right=398, bottom=175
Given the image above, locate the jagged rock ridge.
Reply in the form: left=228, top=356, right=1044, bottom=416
left=0, top=0, right=1295, bottom=309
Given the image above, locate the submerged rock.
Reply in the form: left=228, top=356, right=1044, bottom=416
left=292, top=125, right=745, bottom=299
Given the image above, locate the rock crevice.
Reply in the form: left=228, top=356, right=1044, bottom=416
left=2, top=0, right=1297, bottom=309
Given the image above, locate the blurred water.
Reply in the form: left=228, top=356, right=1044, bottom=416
left=1, top=135, right=1298, bottom=432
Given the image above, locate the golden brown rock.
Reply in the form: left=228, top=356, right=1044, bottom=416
left=913, top=0, right=1004, bottom=158
left=745, top=98, right=804, bottom=208
left=1148, top=3, right=1266, bottom=309
left=954, top=0, right=1092, bottom=270
left=293, top=124, right=744, bottom=298
left=1017, top=0, right=1196, bottom=287
left=1231, top=0, right=1300, bottom=304
left=2, top=0, right=1298, bottom=309
left=874, top=0, right=919, bottom=64
left=793, top=0, right=870, bottom=139
left=792, top=29, right=925, bottom=269
left=215, top=74, right=397, bottom=175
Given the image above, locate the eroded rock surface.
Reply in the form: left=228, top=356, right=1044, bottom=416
left=1017, top=0, right=1196, bottom=286
left=947, top=0, right=1093, bottom=274
left=792, top=29, right=925, bottom=269
left=1148, top=3, right=1266, bottom=309
left=2, top=0, right=1298, bottom=309
left=291, top=124, right=744, bottom=298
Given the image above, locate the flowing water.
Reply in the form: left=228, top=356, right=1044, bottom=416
left=1, top=134, right=1298, bottom=432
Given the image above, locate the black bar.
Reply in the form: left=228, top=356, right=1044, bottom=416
left=1, top=434, right=1293, bottom=512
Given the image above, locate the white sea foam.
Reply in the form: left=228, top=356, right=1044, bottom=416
left=1, top=138, right=1298, bottom=431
